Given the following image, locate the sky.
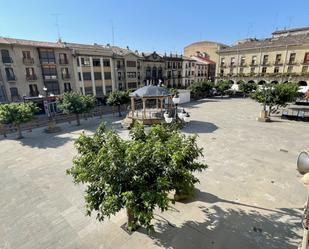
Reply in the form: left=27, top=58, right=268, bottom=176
left=0, top=0, right=309, bottom=54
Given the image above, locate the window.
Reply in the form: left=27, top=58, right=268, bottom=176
left=287, top=66, right=293, bottom=73
left=128, top=82, right=137, bottom=89
left=289, top=53, right=296, bottom=64
left=275, top=54, right=282, bottom=64
left=83, top=72, right=92, bottom=80
left=250, top=67, right=255, bottom=73
left=103, top=59, right=110, bottom=67
left=94, top=72, right=102, bottom=80
left=39, top=48, right=55, bottom=64
left=220, top=58, right=225, bottom=66
left=146, top=67, right=151, bottom=78
left=42, top=66, right=57, bottom=79
left=29, top=84, right=39, bottom=96
left=173, top=62, right=176, bottom=69
left=239, top=67, right=244, bottom=73
left=117, top=60, right=122, bottom=69
left=44, top=81, right=60, bottom=95
left=5, top=67, right=16, bottom=81
left=81, top=57, right=90, bottom=66
left=22, top=51, right=31, bottom=59
left=93, top=58, right=101, bottom=67
left=126, top=61, right=136, bottom=67
left=59, top=53, right=68, bottom=64
left=105, top=85, right=112, bottom=93
left=251, top=56, right=257, bottom=65
left=274, top=67, right=279, bottom=73
left=118, top=72, right=122, bottom=80
left=78, top=72, right=82, bottom=81
left=262, top=67, right=267, bottom=73
left=96, top=86, right=103, bottom=95
left=137, top=61, right=140, bottom=69
left=61, top=68, right=70, bottom=79
left=152, top=67, right=157, bottom=78
left=302, top=65, right=308, bottom=73
left=240, top=56, right=246, bottom=66
left=10, top=87, right=19, bottom=98
left=76, top=57, right=80, bottom=66
left=137, top=71, right=141, bottom=79
left=263, top=55, right=269, bottom=65
left=104, top=72, right=111, bottom=80
left=64, top=82, right=71, bottom=92
left=231, top=57, right=235, bottom=66
left=229, top=67, right=234, bottom=74
left=127, top=72, right=136, bottom=78
left=26, top=67, right=36, bottom=80
left=1, top=49, right=12, bottom=63
left=304, top=53, right=309, bottom=64
left=84, top=87, right=93, bottom=95
left=158, top=67, right=163, bottom=78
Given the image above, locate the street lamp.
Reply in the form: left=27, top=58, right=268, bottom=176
left=296, top=150, right=309, bottom=249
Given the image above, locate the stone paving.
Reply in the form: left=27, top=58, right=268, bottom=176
left=0, top=98, right=308, bottom=249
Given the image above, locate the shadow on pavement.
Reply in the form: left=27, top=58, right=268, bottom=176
left=145, top=204, right=301, bottom=249
left=183, top=120, right=218, bottom=134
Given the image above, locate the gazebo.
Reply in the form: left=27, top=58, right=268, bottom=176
left=127, top=85, right=173, bottom=125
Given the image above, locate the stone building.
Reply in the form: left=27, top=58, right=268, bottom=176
left=141, top=52, right=165, bottom=85
left=163, top=53, right=183, bottom=87
left=0, top=37, right=76, bottom=103
left=216, top=27, right=309, bottom=87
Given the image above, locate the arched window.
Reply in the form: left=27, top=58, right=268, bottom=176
left=258, top=80, right=265, bottom=85
left=146, top=66, right=151, bottom=79
left=271, top=81, right=278, bottom=84
left=152, top=66, right=157, bottom=78
left=158, top=67, right=163, bottom=79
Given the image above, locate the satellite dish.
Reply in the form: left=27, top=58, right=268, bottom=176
left=297, top=151, right=309, bottom=175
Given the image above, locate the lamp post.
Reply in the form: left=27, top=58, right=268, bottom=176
left=258, top=82, right=271, bottom=122
left=297, top=151, right=309, bottom=249
left=42, top=87, right=61, bottom=133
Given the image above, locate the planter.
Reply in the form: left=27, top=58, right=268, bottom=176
left=257, top=110, right=271, bottom=122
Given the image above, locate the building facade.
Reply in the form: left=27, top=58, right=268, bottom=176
left=0, top=37, right=76, bottom=103
left=216, top=27, right=309, bottom=87
left=163, top=53, right=183, bottom=87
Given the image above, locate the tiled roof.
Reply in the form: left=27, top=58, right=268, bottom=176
left=184, top=40, right=228, bottom=49
left=219, top=33, right=309, bottom=53
left=110, top=46, right=142, bottom=57
left=0, top=37, right=64, bottom=48
left=191, top=55, right=215, bottom=65
left=272, top=26, right=309, bottom=35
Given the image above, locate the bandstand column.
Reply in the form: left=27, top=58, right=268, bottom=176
left=142, top=98, right=146, bottom=119
left=131, top=98, right=135, bottom=117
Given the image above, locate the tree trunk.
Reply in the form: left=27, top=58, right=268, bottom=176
left=16, top=124, right=23, bottom=139
left=76, top=113, right=80, bottom=126
left=126, top=207, right=137, bottom=231
left=118, top=105, right=122, bottom=117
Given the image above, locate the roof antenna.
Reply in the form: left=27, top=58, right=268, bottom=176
left=51, top=13, right=62, bottom=41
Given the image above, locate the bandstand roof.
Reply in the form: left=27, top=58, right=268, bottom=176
left=130, top=85, right=171, bottom=98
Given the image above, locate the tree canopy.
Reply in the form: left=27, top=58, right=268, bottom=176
left=0, top=102, right=38, bottom=138
left=57, top=92, right=95, bottom=125
left=187, top=81, right=214, bottom=99
left=67, top=122, right=206, bottom=232
left=215, top=81, right=231, bottom=96
left=106, top=90, right=130, bottom=116
left=238, top=82, right=258, bottom=95
left=251, top=82, right=299, bottom=111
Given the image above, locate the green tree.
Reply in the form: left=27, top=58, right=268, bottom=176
left=215, top=81, right=231, bottom=98
left=67, top=122, right=206, bottom=232
left=238, top=82, right=257, bottom=96
left=188, top=81, right=214, bottom=99
left=0, top=102, right=38, bottom=139
left=106, top=91, right=130, bottom=116
left=57, top=92, right=95, bottom=126
left=251, top=82, right=299, bottom=115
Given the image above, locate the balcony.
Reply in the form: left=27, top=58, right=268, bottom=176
left=229, top=63, right=236, bottom=67
left=62, top=74, right=70, bottom=80
left=43, top=75, right=57, bottom=80
left=40, top=59, right=56, bottom=64
left=2, top=57, right=13, bottom=64
left=274, top=61, right=283, bottom=66
left=59, top=59, right=68, bottom=65
left=29, top=91, right=40, bottom=97
left=23, top=57, right=34, bottom=65
left=262, top=62, right=270, bottom=66
left=26, top=74, right=37, bottom=81
left=240, top=63, right=247, bottom=67
left=301, top=61, right=309, bottom=65
left=250, top=63, right=258, bottom=67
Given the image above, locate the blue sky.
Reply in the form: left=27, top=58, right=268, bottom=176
left=0, top=0, right=308, bottom=54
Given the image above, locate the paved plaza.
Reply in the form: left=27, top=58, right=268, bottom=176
left=0, top=98, right=309, bottom=249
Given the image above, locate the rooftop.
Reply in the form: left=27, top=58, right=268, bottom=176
left=130, top=85, right=171, bottom=98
